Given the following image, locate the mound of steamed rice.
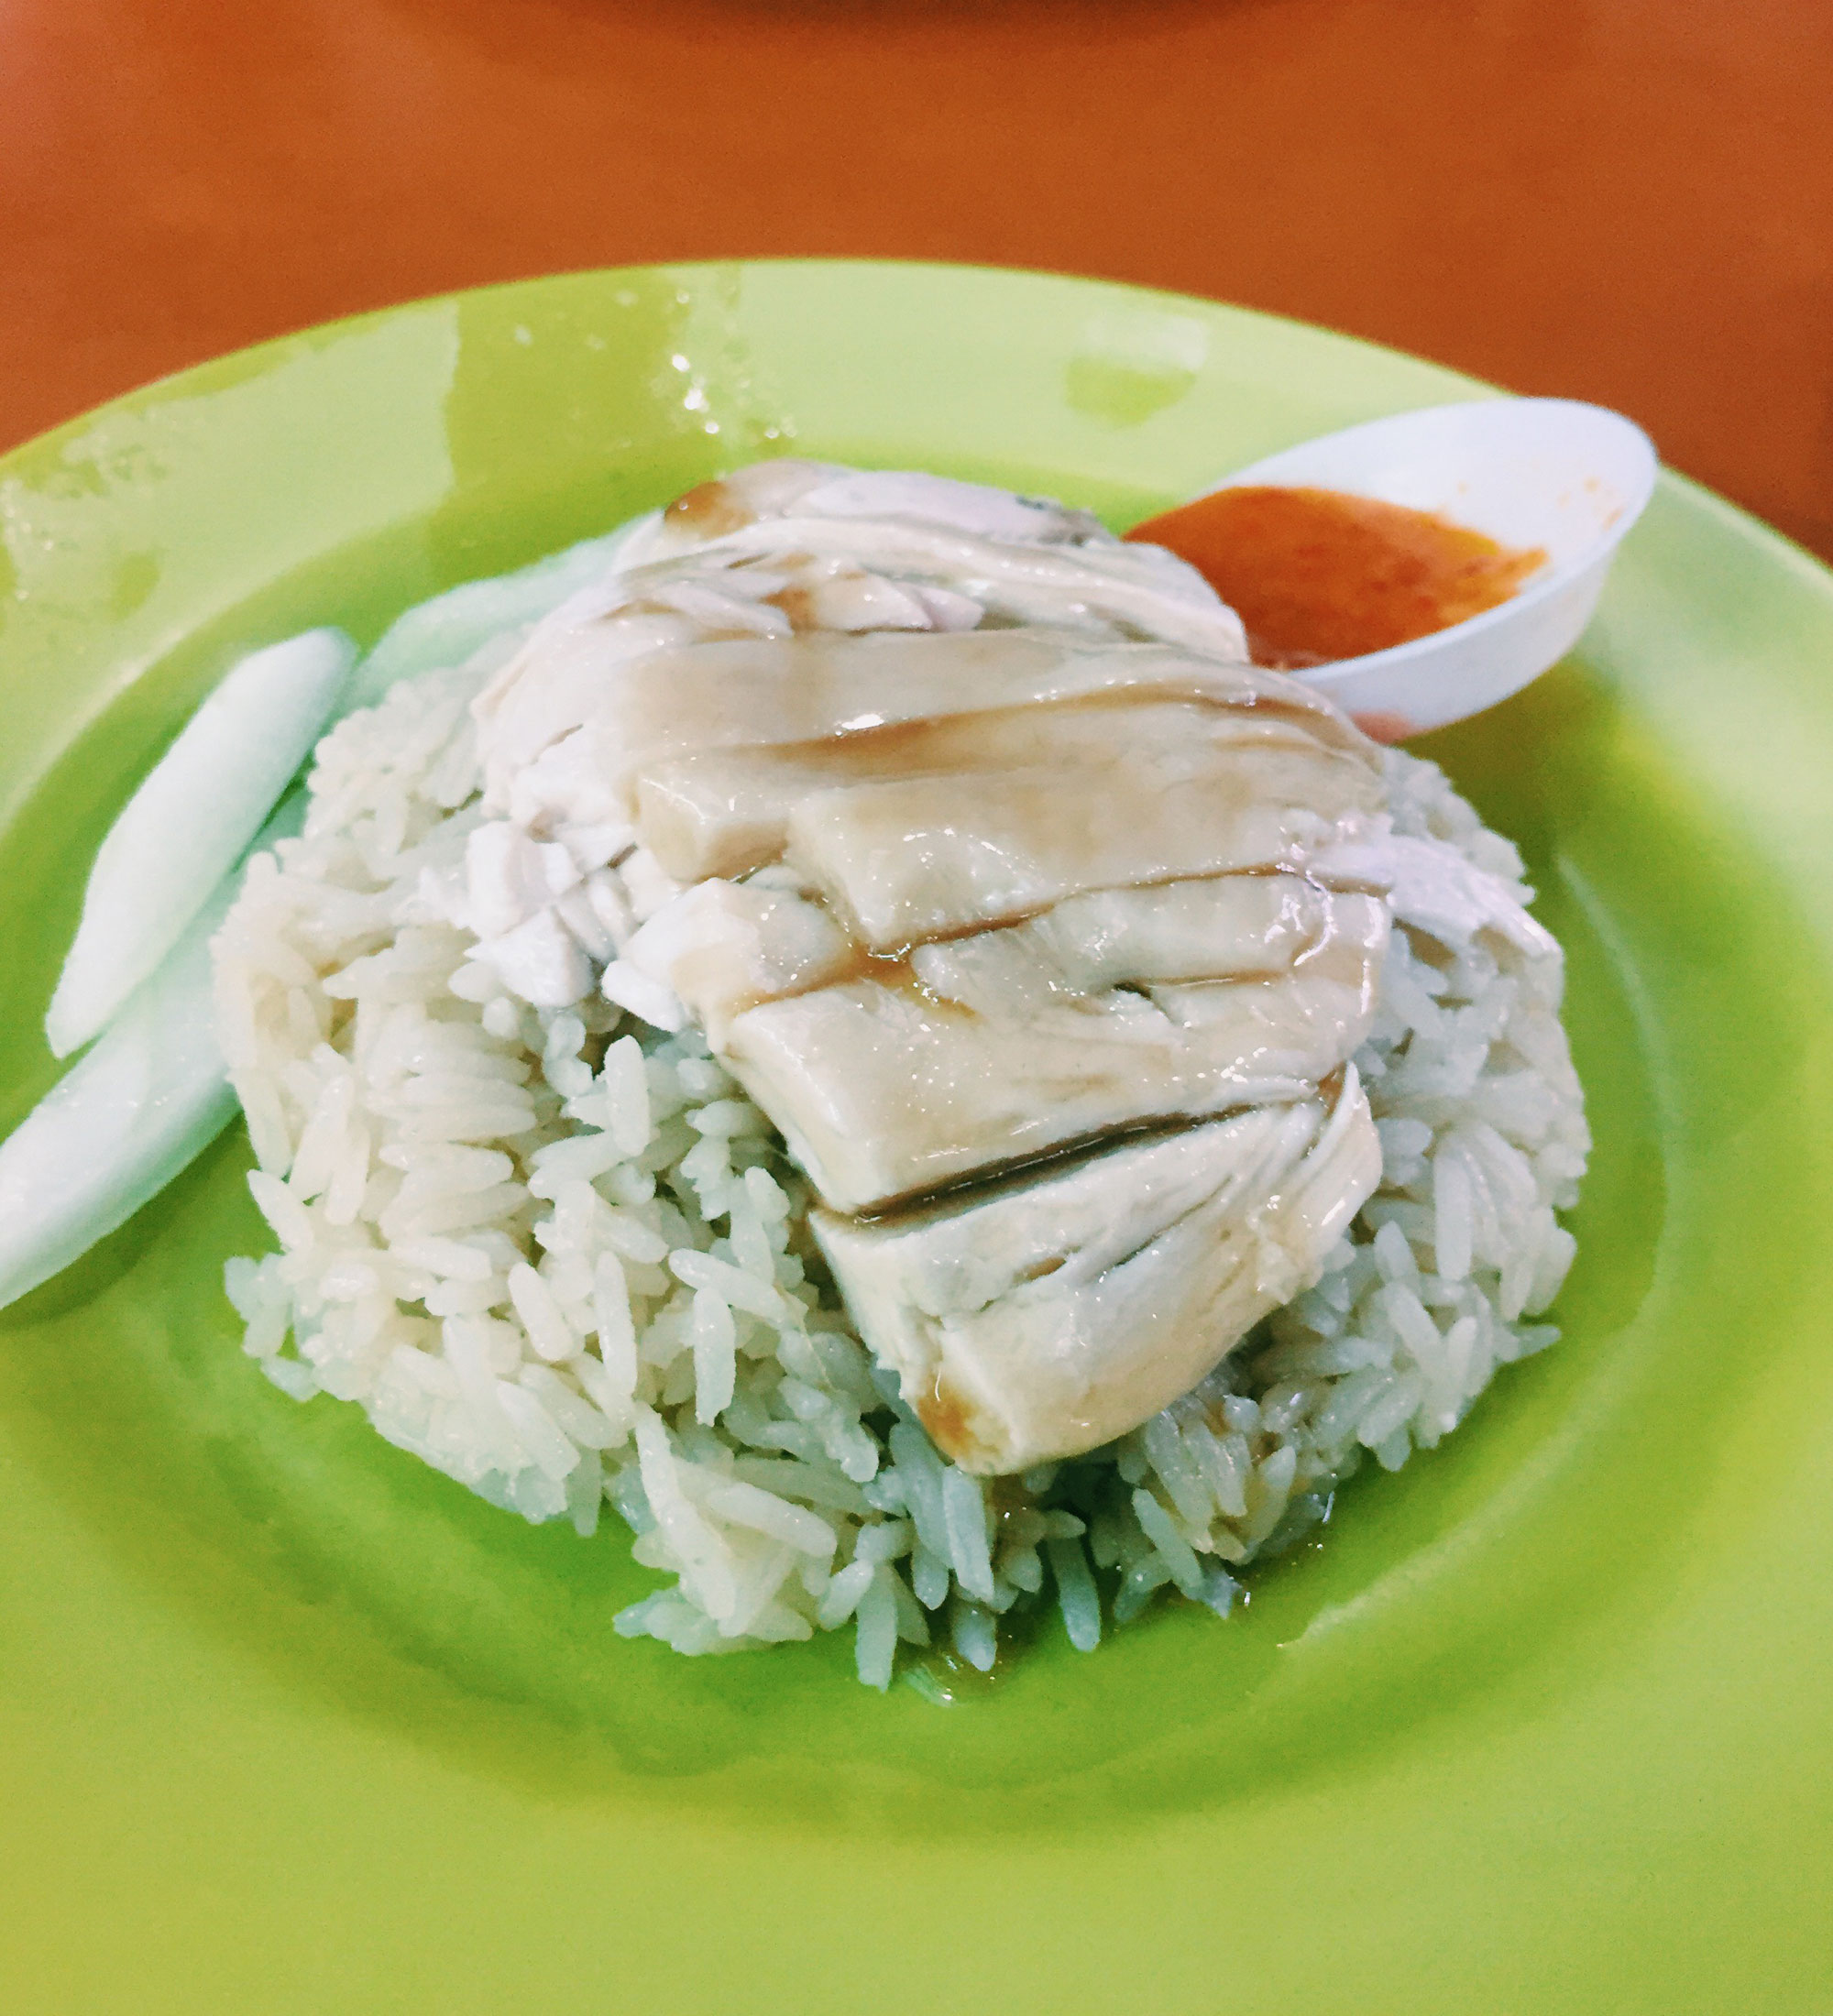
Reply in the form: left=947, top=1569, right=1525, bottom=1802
left=214, top=648, right=1588, bottom=1688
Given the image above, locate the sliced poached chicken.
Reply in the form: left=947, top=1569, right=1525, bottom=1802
left=812, top=1072, right=1380, bottom=1474
left=711, top=896, right=1386, bottom=1212
left=466, top=461, right=1397, bottom=1471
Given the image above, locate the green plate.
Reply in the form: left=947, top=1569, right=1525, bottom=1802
left=4, top=261, right=1831, bottom=2013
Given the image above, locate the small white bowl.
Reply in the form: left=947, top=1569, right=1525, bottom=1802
left=1201, top=399, right=1658, bottom=735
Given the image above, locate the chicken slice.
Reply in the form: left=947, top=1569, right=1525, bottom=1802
left=911, top=877, right=1371, bottom=1011
left=631, top=702, right=1332, bottom=883
left=628, top=461, right=1111, bottom=557
left=718, top=899, right=1385, bottom=1212
left=620, top=870, right=1377, bottom=1044
left=609, top=456, right=1245, bottom=649
left=474, top=626, right=1372, bottom=827
left=633, top=513, right=1248, bottom=658
left=1309, top=831, right=1561, bottom=960
left=813, top=1070, right=1380, bottom=1473
left=786, top=742, right=1386, bottom=950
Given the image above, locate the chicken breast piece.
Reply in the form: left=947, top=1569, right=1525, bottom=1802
left=630, top=461, right=1112, bottom=556
left=814, top=1071, right=1381, bottom=1472
left=639, top=515, right=1249, bottom=657
left=474, top=626, right=1373, bottom=828
left=631, top=702, right=1334, bottom=883
left=610, top=457, right=1248, bottom=652
left=786, top=742, right=1386, bottom=950
left=719, top=896, right=1384, bottom=1212
left=621, top=870, right=1379, bottom=1046
left=912, top=877, right=1375, bottom=1011
left=1309, top=831, right=1562, bottom=960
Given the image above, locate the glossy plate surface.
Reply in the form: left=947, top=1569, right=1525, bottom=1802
left=3, top=261, right=1831, bottom=2013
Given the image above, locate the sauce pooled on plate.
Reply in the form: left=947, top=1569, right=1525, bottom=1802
left=1125, top=485, right=1547, bottom=670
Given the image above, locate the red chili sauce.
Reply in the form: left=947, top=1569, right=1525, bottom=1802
left=1125, top=486, right=1547, bottom=672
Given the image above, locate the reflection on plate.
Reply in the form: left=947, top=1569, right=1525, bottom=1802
left=2, top=262, right=1831, bottom=2013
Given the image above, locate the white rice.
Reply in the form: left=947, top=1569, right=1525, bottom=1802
left=214, top=652, right=1588, bottom=1690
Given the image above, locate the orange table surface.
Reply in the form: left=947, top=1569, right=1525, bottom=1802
left=4, top=0, right=1830, bottom=560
